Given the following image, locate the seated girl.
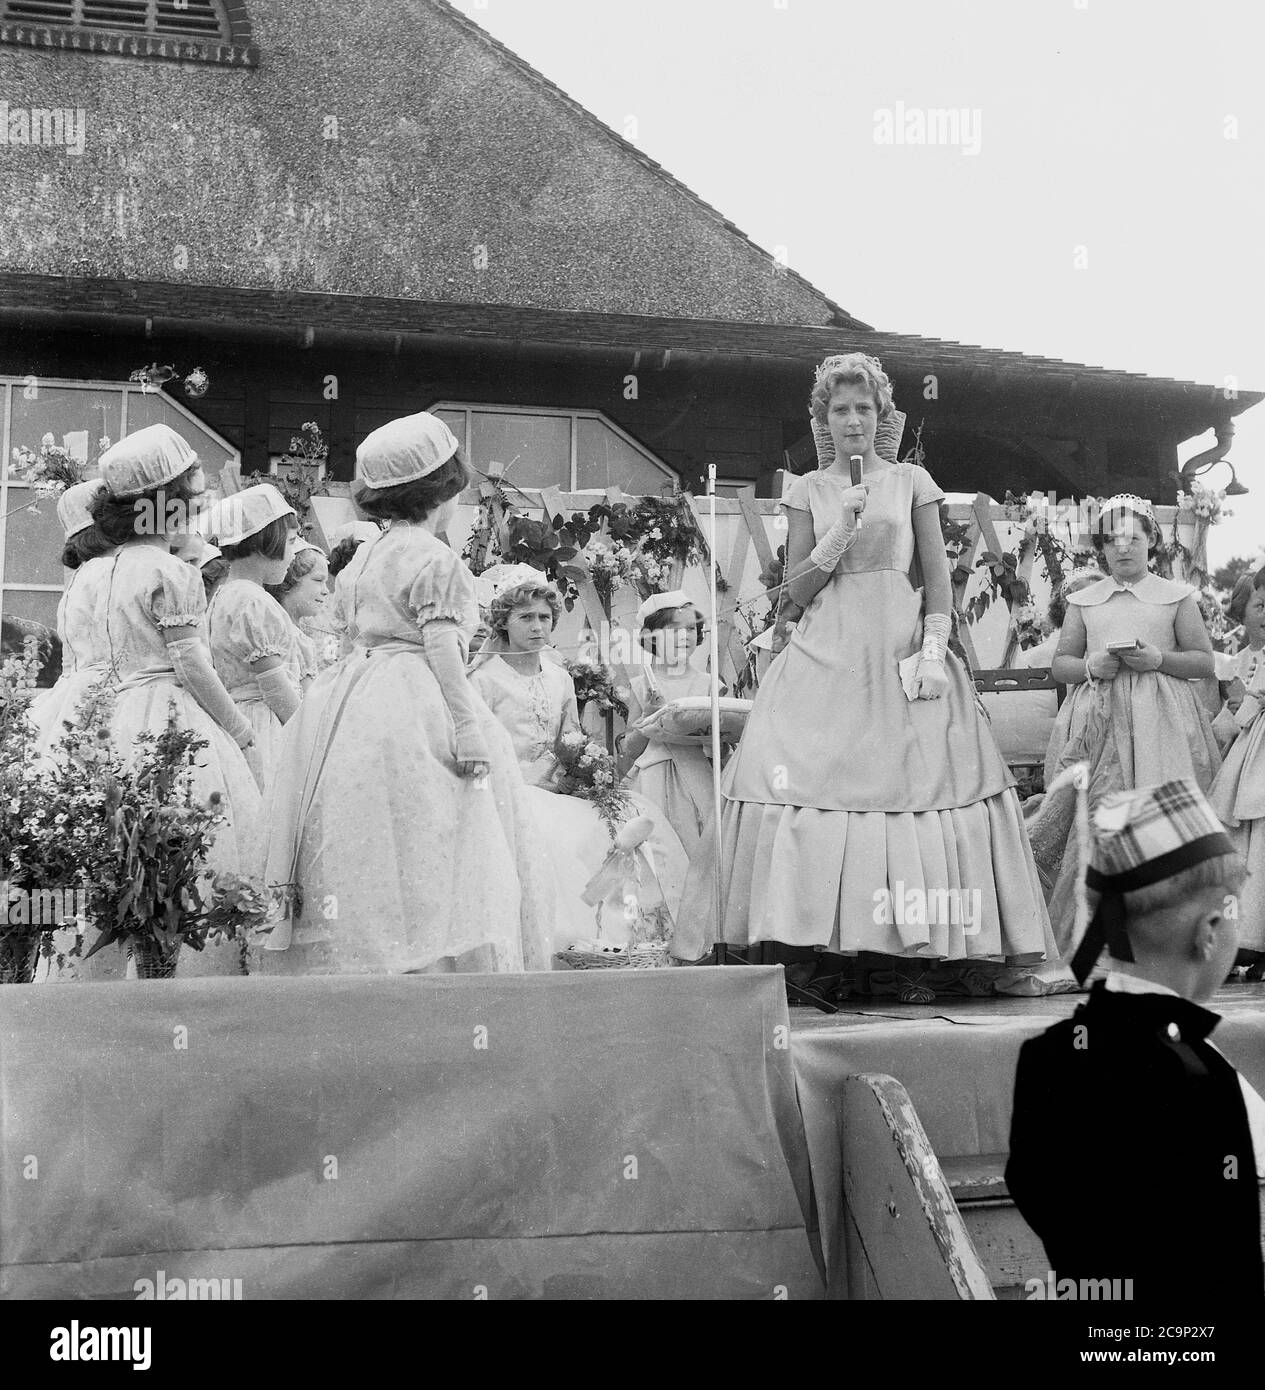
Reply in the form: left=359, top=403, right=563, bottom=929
left=469, top=577, right=689, bottom=953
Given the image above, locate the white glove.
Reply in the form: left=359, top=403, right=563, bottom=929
left=913, top=614, right=951, bottom=700
left=421, top=620, right=491, bottom=765
left=167, top=636, right=254, bottom=747
left=254, top=663, right=301, bottom=723
left=809, top=517, right=857, bottom=572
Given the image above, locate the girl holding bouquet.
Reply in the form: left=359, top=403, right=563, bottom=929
left=469, top=576, right=688, bottom=952
left=262, top=414, right=553, bottom=976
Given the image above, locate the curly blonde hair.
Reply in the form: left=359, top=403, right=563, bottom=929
left=809, top=352, right=895, bottom=426
left=488, top=581, right=562, bottom=637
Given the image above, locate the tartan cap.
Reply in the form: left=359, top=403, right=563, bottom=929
left=1071, top=779, right=1237, bottom=983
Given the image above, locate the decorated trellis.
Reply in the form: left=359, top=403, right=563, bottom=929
left=273, top=470, right=1226, bottom=750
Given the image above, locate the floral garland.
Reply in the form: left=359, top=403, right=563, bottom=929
left=243, top=421, right=329, bottom=537
left=462, top=485, right=710, bottom=605
left=554, top=730, right=634, bottom=840
left=565, top=656, right=630, bottom=720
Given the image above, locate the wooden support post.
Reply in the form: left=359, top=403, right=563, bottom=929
left=839, top=1074, right=994, bottom=1301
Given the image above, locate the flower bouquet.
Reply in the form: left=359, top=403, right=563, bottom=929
left=0, top=637, right=87, bottom=981
left=71, top=694, right=271, bottom=977
left=245, top=421, right=329, bottom=537
left=565, top=656, right=630, bottom=721
left=553, top=729, right=633, bottom=841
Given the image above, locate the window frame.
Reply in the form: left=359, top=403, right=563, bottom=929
left=430, top=401, right=677, bottom=495
left=0, top=375, right=240, bottom=615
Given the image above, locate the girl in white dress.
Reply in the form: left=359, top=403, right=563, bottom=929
left=30, top=480, right=116, bottom=759
left=31, top=481, right=128, bottom=982
left=85, top=424, right=264, bottom=977
left=261, top=413, right=553, bottom=976
left=266, top=542, right=330, bottom=693
left=203, top=484, right=302, bottom=794
left=617, top=591, right=723, bottom=854
left=469, top=578, right=690, bottom=952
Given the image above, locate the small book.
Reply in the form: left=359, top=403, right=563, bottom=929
left=898, top=652, right=922, bottom=701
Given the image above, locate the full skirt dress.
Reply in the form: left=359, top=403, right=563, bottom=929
left=675, top=463, right=1056, bottom=976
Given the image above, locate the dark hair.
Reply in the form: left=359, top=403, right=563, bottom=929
left=351, top=451, right=469, bottom=523
left=639, top=603, right=705, bottom=651
left=265, top=545, right=325, bottom=603
left=1252, top=567, right=1265, bottom=593
left=1092, top=508, right=1160, bottom=558
left=91, top=467, right=203, bottom=547
left=217, top=513, right=296, bottom=563
left=327, top=537, right=365, bottom=578
left=200, top=554, right=229, bottom=599
left=1227, top=574, right=1258, bottom=627
left=60, top=526, right=114, bottom=571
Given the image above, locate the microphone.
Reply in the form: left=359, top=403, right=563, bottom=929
left=850, top=455, right=864, bottom=529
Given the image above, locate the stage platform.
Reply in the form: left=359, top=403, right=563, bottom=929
left=3, top=972, right=1263, bottom=1300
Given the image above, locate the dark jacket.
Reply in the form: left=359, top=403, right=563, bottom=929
left=1006, top=982, right=1263, bottom=1301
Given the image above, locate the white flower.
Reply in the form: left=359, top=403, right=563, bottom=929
left=560, top=731, right=587, bottom=750
left=41, top=432, right=55, bottom=449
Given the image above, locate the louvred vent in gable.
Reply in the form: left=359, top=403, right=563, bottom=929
left=1, top=0, right=231, bottom=40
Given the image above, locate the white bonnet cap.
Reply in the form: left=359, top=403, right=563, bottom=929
left=99, top=425, right=199, bottom=498
left=636, top=589, right=692, bottom=628
left=474, top=562, right=549, bottom=608
left=57, top=478, right=108, bottom=538
left=356, top=413, right=459, bottom=490
left=200, top=483, right=295, bottom=547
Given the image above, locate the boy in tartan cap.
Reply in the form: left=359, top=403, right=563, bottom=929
left=1006, top=778, right=1265, bottom=1300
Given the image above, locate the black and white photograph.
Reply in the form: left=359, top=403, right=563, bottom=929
left=0, top=0, right=1262, bottom=1350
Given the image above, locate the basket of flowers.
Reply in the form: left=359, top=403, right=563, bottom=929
left=552, top=814, right=675, bottom=971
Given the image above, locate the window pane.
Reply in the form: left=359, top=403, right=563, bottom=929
left=434, top=409, right=467, bottom=452
left=6, top=385, right=123, bottom=479
left=470, top=412, right=570, bottom=491
left=575, top=418, right=673, bottom=494
left=0, top=589, right=62, bottom=687
left=125, top=391, right=236, bottom=482
left=3, top=487, right=67, bottom=584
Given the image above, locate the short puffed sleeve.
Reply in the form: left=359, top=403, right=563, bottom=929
left=408, top=547, right=477, bottom=629
left=911, top=464, right=946, bottom=508
left=146, top=555, right=207, bottom=629
left=782, top=474, right=812, bottom=512
left=236, top=589, right=295, bottom=665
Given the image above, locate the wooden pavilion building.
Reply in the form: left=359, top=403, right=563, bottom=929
left=0, top=0, right=1258, bottom=642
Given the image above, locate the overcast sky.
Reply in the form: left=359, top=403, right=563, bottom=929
left=454, top=0, right=1264, bottom=568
